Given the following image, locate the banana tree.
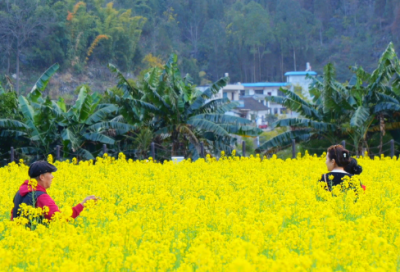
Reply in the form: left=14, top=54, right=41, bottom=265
left=256, top=85, right=338, bottom=153
left=109, top=54, right=262, bottom=159
left=257, top=43, right=400, bottom=155
left=53, top=85, right=134, bottom=160
left=0, top=64, right=62, bottom=158
left=0, top=64, right=130, bottom=160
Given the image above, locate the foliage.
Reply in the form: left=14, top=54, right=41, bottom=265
left=109, top=54, right=262, bottom=159
left=258, top=43, right=400, bottom=155
left=4, top=0, right=400, bottom=85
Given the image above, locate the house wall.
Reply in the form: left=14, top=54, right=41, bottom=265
left=287, top=75, right=313, bottom=100
left=248, top=110, right=270, bottom=125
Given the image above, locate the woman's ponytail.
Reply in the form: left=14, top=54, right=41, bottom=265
left=344, top=158, right=363, bottom=175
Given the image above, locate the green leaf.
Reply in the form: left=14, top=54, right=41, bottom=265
left=61, top=128, right=78, bottom=150
left=82, top=132, right=115, bottom=145
left=256, top=130, right=312, bottom=152
left=219, top=124, right=262, bottom=136
left=271, top=118, right=336, bottom=131
left=0, top=119, right=28, bottom=129
left=73, top=86, right=94, bottom=122
left=187, top=118, right=229, bottom=136
left=30, top=63, right=59, bottom=93
left=88, top=122, right=136, bottom=133
left=373, top=102, right=400, bottom=113
left=187, top=77, right=228, bottom=114
left=108, top=63, right=142, bottom=98
left=350, top=106, right=370, bottom=127
left=0, top=130, right=26, bottom=137
left=85, top=104, right=118, bottom=125
left=76, top=148, right=95, bottom=160
left=18, top=96, right=35, bottom=122
left=191, top=114, right=252, bottom=124
left=197, top=99, right=238, bottom=114
left=57, top=97, right=67, bottom=112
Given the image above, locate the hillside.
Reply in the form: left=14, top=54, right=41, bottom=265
left=1, top=0, right=399, bottom=94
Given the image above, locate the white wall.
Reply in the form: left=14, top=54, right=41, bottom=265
left=287, top=75, right=313, bottom=100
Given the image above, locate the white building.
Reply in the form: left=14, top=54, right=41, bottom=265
left=241, top=82, right=289, bottom=115
left=285, top=71, right=317, bottom=101
left=235, top=97, right=269, bottom=125
left=197, top=65, right=317, bottom=120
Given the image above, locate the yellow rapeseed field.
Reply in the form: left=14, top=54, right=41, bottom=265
left=0, top=152, right=399, bottom=271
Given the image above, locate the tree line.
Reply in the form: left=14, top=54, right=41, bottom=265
left=1, top=43, right=400, bottom=163
left=0, top=55, right=261, bottom=163
left=2, top=0, right=400, bottom=94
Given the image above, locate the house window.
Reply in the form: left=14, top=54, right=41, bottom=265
left=231, top=92, right=234, bottom=100
left=255, top=90, right=264, bottom=95
left=280, top=108, right=286, bottom=114
left=274, top=108, right=278, bottom=114
left=268, top=92, right=271, bottom=96
left=223, top=92, right=228, bottom=99
left=240, top=90, right=245, bottom=96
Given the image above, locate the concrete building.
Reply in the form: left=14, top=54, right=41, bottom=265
left=236, top=97, right=270, bottom=126
left=197, top=64, right=317, bottom=122
left=241, top=82, right=289, bottom=115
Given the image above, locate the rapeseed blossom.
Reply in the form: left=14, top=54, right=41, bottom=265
left=0, top=152, right=399, bottom=271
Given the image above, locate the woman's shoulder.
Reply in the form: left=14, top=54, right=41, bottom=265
left=329, top=171, right=352, bottom=176
left=320, top=171, right=352, bottom=179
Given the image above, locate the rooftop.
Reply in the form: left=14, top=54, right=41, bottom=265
left=284, top=71, right=317, bottom=76
left=237, top=97, right=269, bottom=111
left=242, top=82, right=290, bottom=88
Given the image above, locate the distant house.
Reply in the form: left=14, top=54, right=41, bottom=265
left=197, top=64, right=317, bottom=120
left=241, top=82, right=289, bottom=115
left=235, top=97, right=269, bottom=125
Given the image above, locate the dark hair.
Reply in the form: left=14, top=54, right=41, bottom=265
left=327, top=145, right=351, bottom=167
left=344, top=158, right=363, bottom=175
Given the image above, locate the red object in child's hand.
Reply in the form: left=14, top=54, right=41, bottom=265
left=361, top=185, right=366, bottom=191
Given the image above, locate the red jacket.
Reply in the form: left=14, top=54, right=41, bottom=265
left=11, top=180, right=84, bottom=221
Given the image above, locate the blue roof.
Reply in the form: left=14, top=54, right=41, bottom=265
left=284, top=71, right=317, bottom=76
left=242, top=82, right=289, bottom=88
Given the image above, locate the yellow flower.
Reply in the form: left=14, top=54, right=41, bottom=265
left=0, top=152, right=398, bottom=271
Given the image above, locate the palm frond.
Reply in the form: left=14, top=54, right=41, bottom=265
left=187, top=118, right=229, bottom=136
left=30, top=63, right=59, bottom=93
left=187, top=77, right=228, bottom=114
left=256, top=129, right=312, bottom=152
left=271, top=118, right=337, bottom=131
left=350, top=106, right=370, bottom=127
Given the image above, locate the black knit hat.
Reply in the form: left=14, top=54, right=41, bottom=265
left=28, top=161, right=57, bottom=178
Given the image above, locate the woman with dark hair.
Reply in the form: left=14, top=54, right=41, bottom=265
left=320, top=145, right=352, bottom=191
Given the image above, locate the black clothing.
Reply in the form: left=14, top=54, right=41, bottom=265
left=12, top=191, right=47, bottom=219
left=320, top=172, right=353, bottom=191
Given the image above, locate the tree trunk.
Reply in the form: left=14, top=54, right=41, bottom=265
left=253, top=51, right=256, bottom=82
left=258, top=46, right=262, bottom=81
left=319, top=28, right=323, bottom=45
left=379, top=114, right=385, bottom=155
left=6, top=36, right=10, bottom=75
left=171, top=129, right=178, bottom=157
left=281, top=44, right=284, bottom=82
left=16, top=46, right=20, bottom=95
left=293, top=47, right=296, bottom=71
